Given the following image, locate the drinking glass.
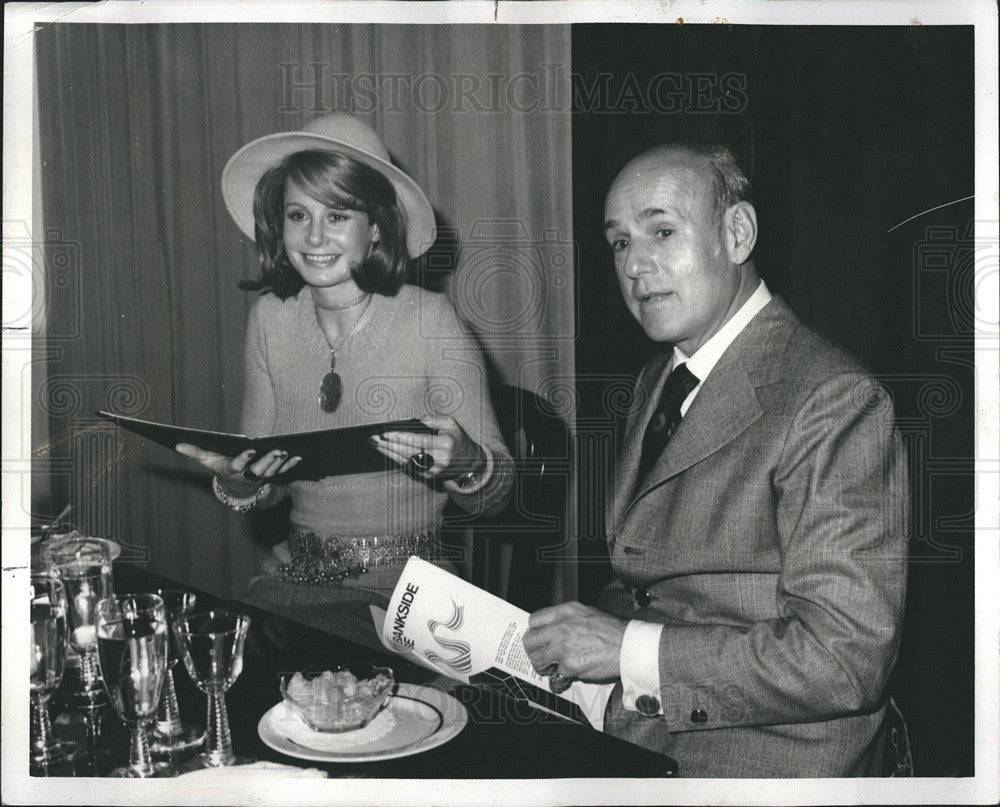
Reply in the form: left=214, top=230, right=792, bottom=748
left=30, top=575, right=77, bottom=774
left=51, top=538, right=112, bottom=707
left=150, top=589, right=205, bottom=755
left=174, top=610, right=252, bottom=770
left=96, top=594, right=172, bottom=777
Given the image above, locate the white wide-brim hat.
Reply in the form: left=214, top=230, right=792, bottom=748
left=221, top=113, right=436, bottom=258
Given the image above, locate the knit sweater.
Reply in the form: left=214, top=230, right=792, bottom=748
left=241, top=284, right=513, bottom=538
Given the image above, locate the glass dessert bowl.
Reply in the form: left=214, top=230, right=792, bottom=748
left=279, top=664, right=394, bottom=733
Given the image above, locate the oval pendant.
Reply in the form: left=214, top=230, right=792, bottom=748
left=319, top=371, right=342, bottom=413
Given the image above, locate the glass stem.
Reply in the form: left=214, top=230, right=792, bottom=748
left=84, top=706, right=103, bottom=754
left=156, top=669, right=183, bottom=736
left=30, top=693, right=55, bottom=764
left=204, top=687, right=234, bottom=766
left=79, top=647, right=102, bottom=691
left=130, top=719, right=154, bottom=776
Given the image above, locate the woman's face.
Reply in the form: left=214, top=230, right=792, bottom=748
left=282, top=180, right=379, bottom=290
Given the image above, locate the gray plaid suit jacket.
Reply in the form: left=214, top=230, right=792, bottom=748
left=599, top=296, right=909, bottom=777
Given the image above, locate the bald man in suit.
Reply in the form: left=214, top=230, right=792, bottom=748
left=524, top=144, right=909, bottom=777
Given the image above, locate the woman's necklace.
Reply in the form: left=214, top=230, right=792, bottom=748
left=315, top=293, right=373, bottom=413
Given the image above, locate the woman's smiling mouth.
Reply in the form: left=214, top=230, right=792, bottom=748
left=301, top=253, right=340, bottom=265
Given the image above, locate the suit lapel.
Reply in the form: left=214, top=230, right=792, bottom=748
left=618, top=297, right=796, bottom=519
left=608, top=352, right=671, bottom=540
left=632, top=359, right=762, bottom=500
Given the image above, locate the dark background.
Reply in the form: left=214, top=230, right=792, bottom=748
left=571, top=25, right=975, bottom=777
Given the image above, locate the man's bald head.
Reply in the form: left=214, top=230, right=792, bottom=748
left=610, top=144, right=752, bottom=230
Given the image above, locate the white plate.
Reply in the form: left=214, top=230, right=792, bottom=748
left=257, top=682, right=467, bottom=763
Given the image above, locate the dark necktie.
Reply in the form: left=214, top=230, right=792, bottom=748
left=634, top=362, right=699, bottom=489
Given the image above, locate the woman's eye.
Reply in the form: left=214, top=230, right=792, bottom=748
left=286, top=210, right=306, bottom=222
left=327, top=212, right=348, bottom=223
left=611, top=238, right=628, bottom=252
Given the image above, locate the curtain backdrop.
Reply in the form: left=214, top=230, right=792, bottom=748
left=34, top=24, right=575, bottom=601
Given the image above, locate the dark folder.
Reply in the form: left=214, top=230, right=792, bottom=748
left=96, top=410, right=435, bottom=480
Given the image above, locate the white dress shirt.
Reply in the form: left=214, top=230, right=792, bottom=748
left=619, top=280, right=772, bottom=713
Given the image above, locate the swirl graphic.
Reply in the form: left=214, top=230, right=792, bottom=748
left=38, top=377, right=83, bottom=417
left=847, top=377, right=894, bottom=418
left=536, top=379, right=577, bottom=419
left=918, top=378, right=962, bottom=418
left=424, top=381, right=463, bottom=415
left=423, top=599, right=473, bottom=674
left=105, top=377, right=150, bottom=415
left=354, top=380, right=398, bottom=417
left=601, top=380, right=643, bottom=418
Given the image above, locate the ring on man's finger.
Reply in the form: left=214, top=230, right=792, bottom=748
left=408, top=452, right=435, bottom=471
left=243, top=467, right=260, bottom=481
left=549, top=672, right=574, bottom=694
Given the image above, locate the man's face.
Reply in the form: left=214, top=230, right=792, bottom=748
left=603, top=150, right=744, bottom=355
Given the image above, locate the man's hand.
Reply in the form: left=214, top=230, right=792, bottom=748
left=523, top=602, right=628, bottom=682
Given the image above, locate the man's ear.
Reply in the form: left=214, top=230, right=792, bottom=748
left=723, top=201, right=757, bottom=264
left=370, top=222, right=381, bottom=243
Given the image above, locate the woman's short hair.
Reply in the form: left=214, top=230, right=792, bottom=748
left=240, top=150, right=410, bottom=299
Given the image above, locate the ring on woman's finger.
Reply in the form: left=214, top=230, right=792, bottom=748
left=408, top=452, right=435, bottom=471
left=243, top=466, right=260, bottom=481
left=539, top=663, right=559, bottom=677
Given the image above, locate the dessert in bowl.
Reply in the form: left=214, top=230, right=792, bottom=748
left=280, top=665, right=394, bottom=733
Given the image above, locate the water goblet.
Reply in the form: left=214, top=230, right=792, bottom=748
left=149, top=589, right=205, bottom=756
left=96, top=594, right=172, bottom=777
left=174, top=610, right=252, bottom=770
left=30, top=575, right=78, bottom=774
left=51, top=538, right=113, bottom=707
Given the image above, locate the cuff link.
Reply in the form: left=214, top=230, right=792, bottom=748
left=635, top=694, right=661, bottom=718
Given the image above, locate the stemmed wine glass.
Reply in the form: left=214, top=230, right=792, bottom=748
left=96, top=594, right=172, bottom=777
left=51, top=538, right=112, bottom=707
left=30, top=574, right=77, bottom=774
left=150, top=589, right=205, bottom=756
left=173, top=610, right=252, bottom=770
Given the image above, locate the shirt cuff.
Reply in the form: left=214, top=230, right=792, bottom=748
left=619, top=619, right=664, bottom=713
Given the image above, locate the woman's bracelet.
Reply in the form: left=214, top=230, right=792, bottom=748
left=443, top=446, right=494, bottom=495
left=212, top=475, right=271, bottom=513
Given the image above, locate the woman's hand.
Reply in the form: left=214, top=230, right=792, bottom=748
left=175, top=444, right=301, bottom=497
left=370, top=416, right=485, bottom=481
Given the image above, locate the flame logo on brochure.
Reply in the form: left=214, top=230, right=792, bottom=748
left=423, top=599, right=473, bottom=674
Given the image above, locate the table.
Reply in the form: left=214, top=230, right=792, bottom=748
left=50, top=563, right=677, bottom=779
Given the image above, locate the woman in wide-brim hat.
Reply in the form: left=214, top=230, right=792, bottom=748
left=177, top=113, right=513, bottom=649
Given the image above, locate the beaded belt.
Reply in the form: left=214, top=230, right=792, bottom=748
left=277, top=526, right=445, bottom=587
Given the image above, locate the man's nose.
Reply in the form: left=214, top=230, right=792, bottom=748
left=621, top=243, right=655, bottom=278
